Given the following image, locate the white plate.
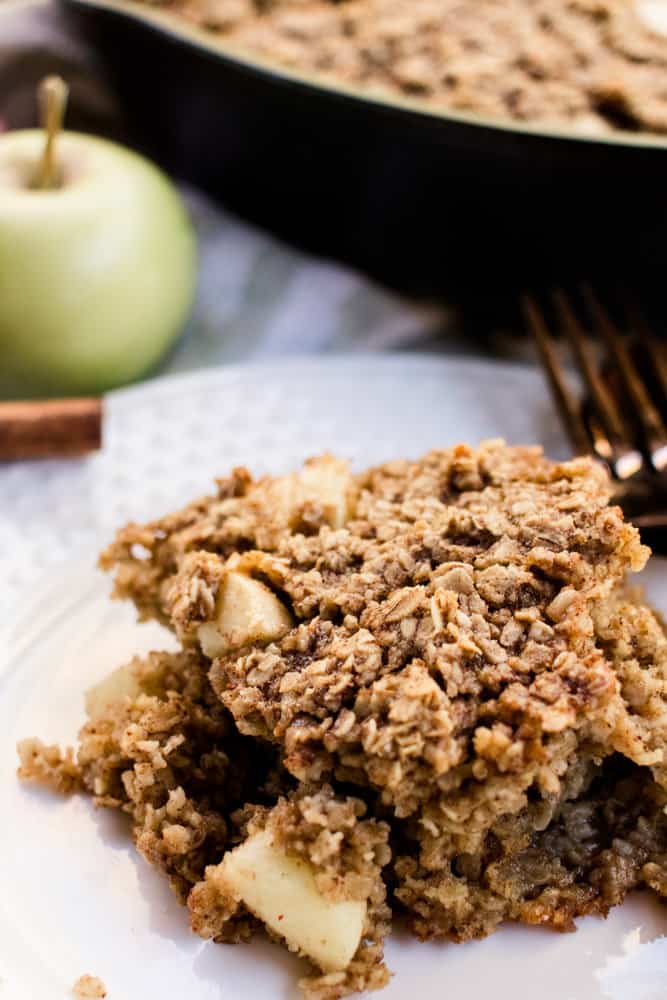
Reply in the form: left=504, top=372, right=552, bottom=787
left=1, top=356, right=665, bottom=1000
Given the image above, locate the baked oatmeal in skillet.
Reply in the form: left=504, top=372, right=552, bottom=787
left=136, top=0, right=667, bottom=135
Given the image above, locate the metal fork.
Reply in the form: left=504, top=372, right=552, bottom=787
left=522, top=287, right=667, bottom=552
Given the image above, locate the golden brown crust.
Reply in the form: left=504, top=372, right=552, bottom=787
left=102, top=443, right=646, bottom=628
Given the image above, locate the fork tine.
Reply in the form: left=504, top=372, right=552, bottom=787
left=552, top=288, right=627, bottom=443
left=521, top=293, right=591, bottom=455
left=646, top=337, right=667, bottom=407
left=624, top=295, right=667, bottom=414
left=582, top=284, right=667, bottom=449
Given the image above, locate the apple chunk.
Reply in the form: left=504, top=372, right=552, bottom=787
left=255, top=456, right=356, bottom=532
left=85, top=662, right=141, bottom=718
left=198, top=571, right=292, bottom=658
left=299, top=455, right=356, bottom=530
left=216, top=829, right=366, bottom=973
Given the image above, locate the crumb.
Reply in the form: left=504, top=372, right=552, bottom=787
left=72, top=974, right=107, bottom=998
left=17, top=739, right=82, bottom=794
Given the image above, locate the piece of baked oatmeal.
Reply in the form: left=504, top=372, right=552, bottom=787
left=19, top=443, right=667, bottom=997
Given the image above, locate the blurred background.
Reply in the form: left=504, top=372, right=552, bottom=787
left=2, top=0, right=667, bottom=403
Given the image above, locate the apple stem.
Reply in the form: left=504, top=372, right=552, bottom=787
left=35, top=76, right=69, bottom=190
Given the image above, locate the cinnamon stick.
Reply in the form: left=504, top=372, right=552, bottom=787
left=0, top=398, right=103, bottom=460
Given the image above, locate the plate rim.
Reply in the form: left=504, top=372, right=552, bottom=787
left=105, top=352, right=541, bottom=407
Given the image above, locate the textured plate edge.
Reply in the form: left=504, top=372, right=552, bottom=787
left=105, top=353, right=541, bottom=410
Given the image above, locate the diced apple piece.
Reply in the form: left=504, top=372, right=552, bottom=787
left=216, top=829, right=366, bottom=973
left=198, top=571, right=292, bottom=658
left=264, top=474, right=301, bottom=524
left=299, top=455, right=356, bottom=529
left=250, top=456, right=355, bottom=531
left=85, top=662, right=141, bottom=718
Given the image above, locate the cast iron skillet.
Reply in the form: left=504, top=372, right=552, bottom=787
left=61, top=0, right=667, bottom=316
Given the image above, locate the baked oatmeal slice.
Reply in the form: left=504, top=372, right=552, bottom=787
left=33, top=441, right=664, bottom=989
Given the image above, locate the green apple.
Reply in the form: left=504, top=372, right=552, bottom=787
left=0, top=129, right=196, bottom=395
